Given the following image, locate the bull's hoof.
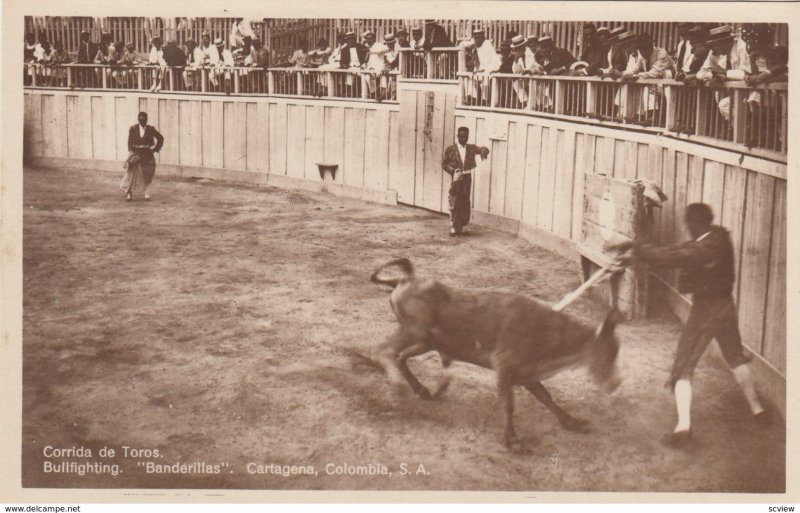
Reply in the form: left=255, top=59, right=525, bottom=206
left=561, top=416, right=591, bottom=433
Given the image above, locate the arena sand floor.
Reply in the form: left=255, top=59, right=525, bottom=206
left=20, top=166, right=785, bottom=492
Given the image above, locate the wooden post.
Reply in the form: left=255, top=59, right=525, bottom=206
left=425, top=51, right=434, bottom=80
left=296, top=70, right=304, bottom=96
left=67, top=66, right=73, bottom=88
left=490, top=76, right=499, bottom=108
left=527, top=78, right=536, bottom=111
left=327, top=71, right=335, bottom=97
left=267, top=70, right=274, bottom=94
left=457, top=47, right=466, bottom=73
left=664, top=82, right=678, bottom=130
left=101, top=66, right=107, bottom=89
left=586, top=80, right=597, bottom=117
left=398, top=50, right=405, bottom=78
left=695, top=87, right=709, bottom=136
left=732, top=88, right=747, bottom=145
left=137, top=67, right=144, bottom=91
left=234, top=69, right=241, bottom=94
left=554, top=79, right=566, bottom=115
left=361, top=72, right=369, bottom=100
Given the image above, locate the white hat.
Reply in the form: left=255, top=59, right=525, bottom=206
left=214, top=37, right=224, bottom=46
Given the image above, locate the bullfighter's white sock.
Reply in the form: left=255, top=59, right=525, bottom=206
left=674, top=379, right=692, bottom=433
left=732, top=364, right=764, bottom=415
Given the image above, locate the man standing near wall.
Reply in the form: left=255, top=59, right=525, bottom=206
left=441, top=127, right=489, bottom=237
left=609, top=203, right=769, bottom=448
left=122, top=112, right=164, bottom=202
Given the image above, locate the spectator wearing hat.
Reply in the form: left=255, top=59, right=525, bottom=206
left=379, top=33, right=400, bottom=100
left=76, top=29, right=98, bottom=65
left=214, top=37, right=236, bottom=93
left=533, top=35, right=576, bottom=75
left=510, top=34, right=539, bottom=105
left=396, top=29, right=411, bottom=48
left=601, top=26, right=629, bottom=78
left=696, top=26, right=751, bottom=122
left=422, top=19, right=453, bottom=51
left=675, top=24, right=709, bottom=80
left=497, top=39, right=514, bottom=73
left=621, top=34, right=675, bottom=124
left=339, top=31, right=370, bottom=95
left=462, top=29, right=500, bottom=105
left=410, top=27, right=424, bottom=50
left=580, top=24, right=607, bottom=76
left=92, top=31, right=115, bottom=86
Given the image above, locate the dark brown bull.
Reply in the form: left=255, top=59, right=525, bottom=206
left=370, top=257, right=622, bottom=451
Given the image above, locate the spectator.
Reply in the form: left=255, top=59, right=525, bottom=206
left=251, top=38, right=270, bottom=68
left=339, top=31, right=369, bottom=96
left=462, top=29, right=500, bottom=105
left=510, top=34, right=538, bottom=105
left=230, top=18, right=256, bottom=48
left=422, top=19, right=453, bottom=50
left=384, top=33, right=400, bottom=71
left=112, top=41, right=137, bottom=89
left=52, top=40, right=71, bottom=87
left=76, top=29, right=98, bottom=64
left=497, top=39, right=514, bottom=73
left=37, top=40, right=55, bottom=86
left=183, top=38, right=199, bottom=90
left=375, top=33, right=399, bottom=101
left=309, top=38, right=332, bottom=67
left=93, top=32, right=113, bottom=63
left=696, top=26, right=748, bottom=121
left=622, top=33, right=675, bottom=123
left=410, top=27, right=424, bottom=49
left=601, top=26, right=628, bottom=78
left=163, top=38, right=186, bottom=66
left=580, top=23, right=607, bottom=75
left=675, top=24, right=709, bottom=80
left=289, top=38, right=311, bottom=67
left=197, top=33, right=221, bottom=87
left=325, top=32, right=346, bottom=67
left=215, top=37, right=236, bottom=93
left=148, top=36, right=166, bottom=92
left=532, top=35, right=576, bottom=75
left=396, top=29, right=411, bottom=48
left=25, top=33, right=44, bottom=85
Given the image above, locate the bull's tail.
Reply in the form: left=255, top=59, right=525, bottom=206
left=587, top=308, right=622, bottom=392
left=370, top=258, right=415, bottom=289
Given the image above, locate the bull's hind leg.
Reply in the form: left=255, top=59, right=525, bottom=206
left=524, top=381, right=590, bottom=433
left=497, top=370, right=523, bottom=451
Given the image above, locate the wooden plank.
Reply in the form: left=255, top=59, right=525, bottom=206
left=396, top=90, right=417, bottom=203
left=246, top=102, right=259, bottom=172
left=673, top=152, right=689, bottom=242
left=584, top=173, right=641, bottom=208
left=504, top=121, right=527, bottom=222
left=387, top=110, right=402, bottom=200
left=422, top=93, right=446, bottom=212
left=613, top=139, right=634, bottom=181
left=441, top=93, right=457, bottom=214
left=114, top=97, right=130, bottom=161
left=643, top=144, right=664, bottom=243
left=721, top=165, right=748, bottom=304
left=25, top=93, right=43, bottom=158
left=65, top=96, right=82, bottom=159
left=536, top=127, right=558, bottom=231
left=90, top=96, right=104, bottom=161
left=571, top=133, right=585, bottom=241
left=553, top=129, right=576, bottom=239
left=256, top=102, right=269, bottom=174
left=702, top=160, right=725, bottom=220
left=582, top=220, right=636, bottom=250
left=362, top=109, right=379, bottom=189
left=738, top=172, right=775, bottom=355
left=520, top=124, right=542, bottom=227
left=322, top=105, right=344, bottom=181
left=601, top=135, right=615, bottom=176
left=179, top=101, right=193, bottom=167
left=635, top=143, right=649, bottom=180
left=304, top=104, right=324, bottom=181
left=414, top=91, right=426, bottom=207
left=207, top=101, right=223, bottom=168
left=489, top=129, right=508, bottom=217
left=762, top=180, right=786, bottom=375
left=584, top=195, right=640, bottom=239
left=687, top=154, right=704, bottom=205
left=660, top=148, right=677, bottom=246
left=160, top=99, right=180, bottom=166
left=473, top=117, right=491, bottom=213
left=99, top=95, right=117, bottom=162
left=268, top=102, right=287, bottom=175
left=342, top=108, right=365, bottom=188
left=201, top=101, right=212, bottom=168
left=286, top=104, right=306, bottom=178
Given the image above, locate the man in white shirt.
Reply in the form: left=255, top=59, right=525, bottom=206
left=465, top=29, right=500, bottom=105
left=197, top=33, right=220, bottom=87
left=230, top=18, right=256, bottom=48
left=214, top=37, right=236, bottom=94
left=696, top=26, right=750, bottom=121
left=510, top=34, right=538, bottom=104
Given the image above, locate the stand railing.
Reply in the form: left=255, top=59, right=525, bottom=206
left=397, top=48, right=462, bottom=81
left=24, top=63, right=399, bottom=102
left=457, top=72, right=787, bottom=161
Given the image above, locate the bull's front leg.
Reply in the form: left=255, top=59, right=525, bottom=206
left=396, top=341, right=435, bottom=399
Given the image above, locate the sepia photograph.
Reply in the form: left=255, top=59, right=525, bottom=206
left=2, top=0, right=798, bottom=505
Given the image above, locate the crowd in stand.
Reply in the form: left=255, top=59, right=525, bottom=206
left=23, top=19, right=788, bottom=100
